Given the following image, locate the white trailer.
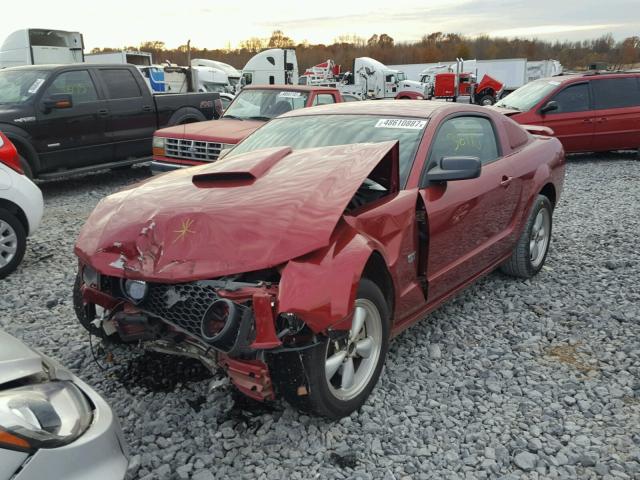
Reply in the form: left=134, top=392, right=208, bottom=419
left=527, top=60, right=563, bottom=82
left=0, top=29, right=84, bottom=68
left=241, top=49, right=298, bottom=86
left=85, top=51, right=153, bottom=66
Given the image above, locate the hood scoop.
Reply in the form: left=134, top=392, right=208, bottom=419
left=193, top=146, right=292, bottom=187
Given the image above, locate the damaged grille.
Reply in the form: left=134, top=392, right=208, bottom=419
left=139, top=282, right=219, bottom=338
left=165, top=138, right=222, bottom=162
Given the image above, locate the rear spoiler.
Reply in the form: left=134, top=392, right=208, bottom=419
left=522, top=124, right=554, bottom=137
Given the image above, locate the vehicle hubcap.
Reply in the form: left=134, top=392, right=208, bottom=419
left=529, top=208, right=550, bottom=268
left=325, top=298, right=382, bottom=401
left=0, top=220, right=18, bottom=268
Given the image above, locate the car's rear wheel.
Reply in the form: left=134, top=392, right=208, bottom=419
left=273, top=278, right=390, bottom=418
left=501, top=195, right=553, bottom=278
left=0, top=209, right=27, bottom=279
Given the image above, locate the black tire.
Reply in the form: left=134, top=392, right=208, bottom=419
left=500, top=195, right=553, bottom=278
left=271, top=278, right=390, bottom=419
left=0, top=208, right=27, bottom=279
left=478, top=94, right=495, bottom=106
left=18, top=155, right=34, bottom=180
left=167, top=107, right=206, bottom=126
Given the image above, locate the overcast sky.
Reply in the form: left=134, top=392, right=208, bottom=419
left=1, top=0, right=638, bottom=50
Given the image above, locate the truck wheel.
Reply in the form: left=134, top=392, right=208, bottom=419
left=500, top=195, right=553, bottom=278
left=167, top=108, right=206, bottom=126
left=0, top=208, right=27, bottom=279
left=478, top=95, right=495, bottom=106
left=272, top=278, right=390, bottom=419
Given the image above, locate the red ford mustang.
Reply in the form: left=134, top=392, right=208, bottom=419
left=74, top=101, right=565, bottom=418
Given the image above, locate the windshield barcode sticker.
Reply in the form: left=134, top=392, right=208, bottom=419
left=278, top=91, right=302, bottom=98
left=375, top=119, right=427, bottom=129
left=28, top=78, right=45, bottom=94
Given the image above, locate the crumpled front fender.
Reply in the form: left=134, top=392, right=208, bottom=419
left=277, top=220, right=381, bottom=334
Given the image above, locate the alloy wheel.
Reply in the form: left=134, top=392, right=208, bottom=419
left=325, top=298, right=383, bottom=401
left=0, top=220, right=18, bottom=268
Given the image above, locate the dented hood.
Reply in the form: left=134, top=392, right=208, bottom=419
left=75, top=141, right=398, bottom=282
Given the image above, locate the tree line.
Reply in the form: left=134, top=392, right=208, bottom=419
left=90, top=31, right=640, bottom=72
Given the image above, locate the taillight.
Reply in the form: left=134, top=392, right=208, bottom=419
left=0, top=134, right=23, bottom=174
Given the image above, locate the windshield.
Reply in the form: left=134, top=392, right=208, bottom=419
left=223, top=89, right=309, bottom=120
left=397, top=72, right=407, bottom=82
left=0, top=70, right=50, bottom=104
left=495, top=78, right=560, bottom=111
left=228, top=115, right=427, bottom=186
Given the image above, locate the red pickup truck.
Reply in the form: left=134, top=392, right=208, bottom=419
left=151, top=85, right=344, bottom=172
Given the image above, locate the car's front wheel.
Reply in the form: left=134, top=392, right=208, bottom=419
left=501, top=194, right=553, bottom=278
left=273, top=278, right=390, bottom=418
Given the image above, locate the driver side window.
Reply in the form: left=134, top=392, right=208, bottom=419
left=45, top=70, right=98, bottom=103
left=429, top=116, right=499, bottom=166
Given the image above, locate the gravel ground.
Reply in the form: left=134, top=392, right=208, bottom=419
left=1, top=154, right=639, bottom=480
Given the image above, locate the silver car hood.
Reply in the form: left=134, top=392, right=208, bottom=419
left=0, top=329, right=44, bottom=385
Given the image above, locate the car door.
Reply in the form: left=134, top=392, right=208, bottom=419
left=590, top=76, right=640, bottom=151
left=540, top=81, right=594, bottom=153
left=97, top=68, right=157, bottom=159
left=419, top=114, right=522, bottom=303
left=34, top=69, right=111, bottom=170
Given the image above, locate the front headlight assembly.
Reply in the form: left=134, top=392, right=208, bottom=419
left=0, top=381, right=93, bottom=452
left=152, top=136, right=166, bottom=157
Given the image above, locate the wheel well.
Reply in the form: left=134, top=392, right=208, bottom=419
left=8, top=137, right=38, bottom=173
left=362, top=252, right=395, bottom=317
left=178, top=117, right=199, bottom=124
left=539, top=183, right=557, bottom=208
left=0, top=199, right=29, bottom=233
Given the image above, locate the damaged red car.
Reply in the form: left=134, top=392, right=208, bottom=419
left=74, top=101, right=565, bottom=418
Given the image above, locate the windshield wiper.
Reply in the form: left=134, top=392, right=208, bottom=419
left=247, top=116, right=271, bottom=121
left=222, top=114, right=243, bottom=120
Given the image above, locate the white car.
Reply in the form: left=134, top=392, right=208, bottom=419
left=0, top=132, right=43, bottom=278
left=0, top=329, right=129, bottom=479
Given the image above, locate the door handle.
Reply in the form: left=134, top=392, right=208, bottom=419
left=500, top=175, right=513, bottom=187
left=142, top=105, right=153, bottom=112
left=596, top=117, right=607, bottom=123
left=582, top=118, right=593, bottom=123
left=97, top=109, right=109, bottom=117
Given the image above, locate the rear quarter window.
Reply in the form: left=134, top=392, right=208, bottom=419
left=591, top=77, right=640, bottom=109
left=101, top=69, right=142, bottom=99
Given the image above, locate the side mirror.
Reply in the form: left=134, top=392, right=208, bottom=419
left=42, top=94, right=73, bottom=113
left=540, top=100, right=558, bottom=114
left=425, top=156, right=481, bottom=183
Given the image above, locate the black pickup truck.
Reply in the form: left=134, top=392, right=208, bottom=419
left=0, top=64, right=221, bottom=179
